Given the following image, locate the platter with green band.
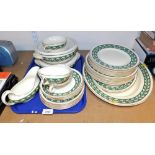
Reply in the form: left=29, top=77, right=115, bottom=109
left=90, top=44, right=139, bottom=71
left=83, top=63, right=153, bottom=106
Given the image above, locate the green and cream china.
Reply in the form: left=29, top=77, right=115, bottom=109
left=37, top=38, right=77, bottom=56
left=34, top=52, right=80, bottom=68
left=40, top=69, right=84, bottom=100
left=94, top=76, right=137, bottom=93
left=39, top=86, right=84, bottom=110
left=38, top=64, right=72, bottom=80
left=33, top=50, right=76, bottom=64
left=42, top=36, right=67, bottom=50
left=89, top=44, right=139, bottom=77
left=83, top=63, right=153, bottom=106
left=85, top=55, right=137, bottom=85
left=1, top=66, right=40, bottom=106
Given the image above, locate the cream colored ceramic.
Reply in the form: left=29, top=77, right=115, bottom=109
left=40, top=69, right=84, bottom=100
left=1, top=66, right=40, bottom=105
left=38, top=64, right=71, bottom=80
left=39, top=86, right=84, bottom=110
left=85, top=55, right=137, bottom=85
left=42, top=36, right=66, bottom=47
left=83, top=63, right=153, bottom=106
left=36, top=38, right=77, bottom=55
left=88, top=54, right=137, bottom=77
left=89, top=44, right=139, bottom=71
left=34, top=52, right=80, bottom=67
left=33, top=49, right=76, bottom=64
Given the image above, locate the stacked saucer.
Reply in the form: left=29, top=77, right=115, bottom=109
left=38, top=65, right=84, bottom=110
left=83, top=44, right=153, bottom=106
left=33, top=36, right=80, bottom=67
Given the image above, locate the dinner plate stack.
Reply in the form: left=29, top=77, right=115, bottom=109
left=33, top=36, right=80, bottom=67
left=38, top=65, right=84, bottom=110
left=83, top=44, right=153, bottom=106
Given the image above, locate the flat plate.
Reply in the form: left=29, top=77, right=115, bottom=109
left=11, top=56, right=86, bottom=114
left=90, top=44, right=139, bottom=70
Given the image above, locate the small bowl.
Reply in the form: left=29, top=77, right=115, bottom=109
left=38, top=64, right=71, bottom=79
left=42, top=36, right=67, bottom=50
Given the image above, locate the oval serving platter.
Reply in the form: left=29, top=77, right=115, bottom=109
left=83, top=63, right=153, bottom=106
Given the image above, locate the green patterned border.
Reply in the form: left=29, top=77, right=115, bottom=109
left=43, top=76, right=70, bottom=85
left=95, top=78, right=135, bottom=91
left=91, top=44, right=138, bottom=70
left=84, top=63, right=152, bottom=105
left=42, top=71, right=81, bottom=97
left=9, top=86, right=39, bottom=103
left=43, top=50, right=76, bottom=62
left=44, top=43, right=66, bottom=50
left=42, top=89, right=80, bottom=103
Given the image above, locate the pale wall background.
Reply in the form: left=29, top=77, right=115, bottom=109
left=0, top=31, right=140, bottom=51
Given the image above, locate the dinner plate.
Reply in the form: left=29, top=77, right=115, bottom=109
left=89, top=44, right=139, bottom=72
left=85, top=54, right=137, bottom=85
left=39, top=86, right=84, bottom=110
left=34, top=52, right=80, bottom=67
left=36, top=38, right=77, bottom=56
left=88, top=54, right=137, bottom=77
left=94, top=76, right=137, bottom=93
left=83, top=63, right=153, bottom=106
left=40, top=69, right=84, bottom=99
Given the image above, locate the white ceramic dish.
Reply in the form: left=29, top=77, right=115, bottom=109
left=94, top=74, right=137, bottom=93
left=40, top=69, right=84, bottom=100
left=1, top=66, right=40, bottom=105
left=83, top=63, right=153, bottom=106
left=33, top=49, right=76, bottom=64
left=34, top=52, right=80, bottom=67
left=39, top=86, right=84, bottom=110
left=88, top=54, right=137, bottom=77
left=85, top=55, right=137, bottom=85
left=88, top=44, right=139, bottom=77
left=38, top=64, right=71, bottom=79
left=89, top=44, right=139, bottom=71
left=42, top=36, right=66, bottom=47
left=36, top=38, right=77, bottom=55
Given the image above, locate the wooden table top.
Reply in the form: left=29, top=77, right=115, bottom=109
left=0, top=51, right=155, bottom=123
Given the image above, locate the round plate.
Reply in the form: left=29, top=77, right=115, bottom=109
left=83, top=63, right=153, bottom=106
left=40, top=69, right=84, bottom=99
left=94, top=76, right=136, bottom=93
left=89, top=44, right=139, bottom=71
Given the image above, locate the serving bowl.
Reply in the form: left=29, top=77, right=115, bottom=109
left=36, top=38, right=77, bottom=55
left=42, top=36, right=67, bottom=50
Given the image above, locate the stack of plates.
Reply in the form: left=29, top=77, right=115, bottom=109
left=38, top=65, right=84, bottom=110
left=33, top=36, right=80, bottom=67
left=83, top=44, right=153, bottom=106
